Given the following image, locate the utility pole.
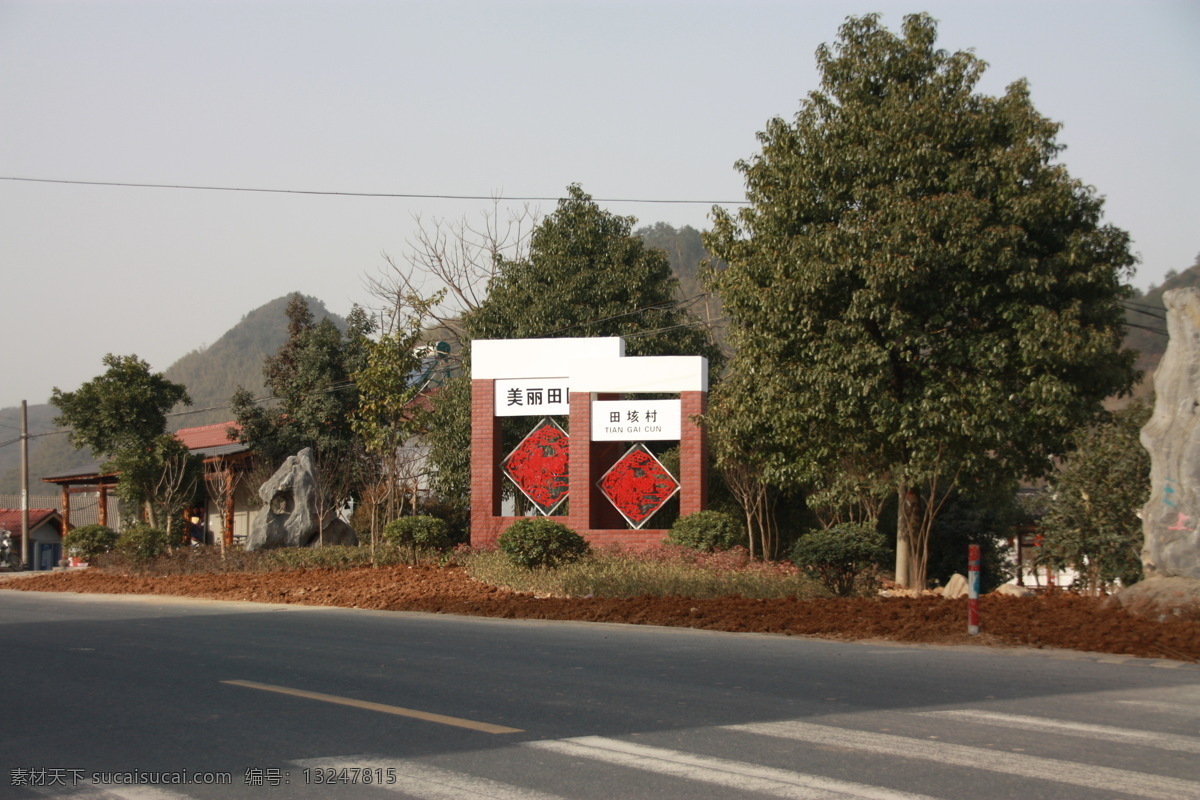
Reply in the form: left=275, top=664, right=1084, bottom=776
left=21, top=400, right=30, bottom=569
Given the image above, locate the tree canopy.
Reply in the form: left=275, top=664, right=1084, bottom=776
left=705, top=13, right=1138, bottom=585
left=466, top=185, right=721, bottom=367
left=51, top=354, right=197, bottom=533
left=51, top=353, right=191, bottom=458
left=231, top=294, right=375, bottom=467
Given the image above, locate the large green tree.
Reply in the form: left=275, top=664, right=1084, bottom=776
left=424, top=185, right=723, bottom=511
left=705, top=14, right=1137, bottom=586
left=51, top=354, right=197, bottom=533
left=52, top=354, right=191, bottom=457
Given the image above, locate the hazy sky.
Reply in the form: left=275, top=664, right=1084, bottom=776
left=2, top=0, right=1197, bottom=414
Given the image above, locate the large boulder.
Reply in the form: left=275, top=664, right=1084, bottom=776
left=245, top=448, right=357, bottom=551
left=1140, top=288, right=1200, bottom=581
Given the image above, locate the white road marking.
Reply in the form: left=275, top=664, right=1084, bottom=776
left=28, top=786, right=194, bottom=800
left=920, top=709, right=1200, bottom=753
left=292, top=756, right=565, bottom=800
left=525, top=736, right=938, bottom=800
left=1117, top=699, right=1200, bottom=717
left=725, top=720, right=1200, bottom=800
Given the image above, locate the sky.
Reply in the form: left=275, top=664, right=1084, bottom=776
left=2, top=0, right=1197, bottom=414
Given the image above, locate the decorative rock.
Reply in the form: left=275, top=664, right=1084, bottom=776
left=1140, top=287, right=1200, bottom=580
left=991, top=583, right=1035, bottom=598
left=1114, top=575, right=1200, bottom=620
left=245, top=448, right=358, bottom=551
left=942, top=573, right=969, bottom=598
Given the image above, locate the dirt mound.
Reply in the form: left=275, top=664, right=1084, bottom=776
left=6, top=566, right=1198, bottom=663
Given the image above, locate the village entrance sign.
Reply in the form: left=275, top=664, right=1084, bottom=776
left=470, top=338, right=708, bottom=547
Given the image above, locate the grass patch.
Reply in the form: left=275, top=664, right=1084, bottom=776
left=90, top=544, right=419, bottom=575
left=461, top=545, right=829, bottom=599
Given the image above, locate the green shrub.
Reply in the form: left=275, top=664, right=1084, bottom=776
left=498, top=518, right=590, bottom=569
left=63, top=524, right=119, bottom=563
left=788, top=523, right=888, bottom=597
left=115, top=524, right=173, bottom=564
left=668, top=510, right=743, bottom=552
left=383, top=516, right=451, bottom=564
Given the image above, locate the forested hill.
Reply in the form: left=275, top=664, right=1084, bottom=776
left=636, top=222, right=727, bottom=345
left=162, top=294, right=345, bottom=429
left=1124, top=254, right=1200, bottom=375
left=0, top=294, right=342, bottom=495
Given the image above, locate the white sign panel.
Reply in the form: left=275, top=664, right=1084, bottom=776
left=494, top=379, right=571, bottom=416
left=592, top=399, right=681, bottom=441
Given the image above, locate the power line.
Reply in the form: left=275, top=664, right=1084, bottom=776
left=1123, top=321, right=1169, bottom=337
left=0, top=176, right=749, bottom=206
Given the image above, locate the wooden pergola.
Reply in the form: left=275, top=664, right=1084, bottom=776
left=40, top=463, right=119, bottom=530
left=41, top=422, right=255, bottom=546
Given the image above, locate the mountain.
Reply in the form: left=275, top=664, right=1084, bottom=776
left=0, top=294, right=344, bottom=496
left=636, top=222, right=727, bottom=347
left=1124, top=255, right=1200, bottom=377
left=162, top=294, right=345, bottom=429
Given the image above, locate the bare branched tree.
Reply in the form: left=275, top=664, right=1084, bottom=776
left=365, top=200, right=541, bottom=342
left=203, top=458, right=248, bottom=554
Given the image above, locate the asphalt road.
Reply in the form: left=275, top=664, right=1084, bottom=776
left=2, top=590, right=1198, bottom=799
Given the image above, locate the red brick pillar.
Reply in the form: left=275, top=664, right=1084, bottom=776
left=679, top=391, right=708, bottom=517
left=470, top=379, right=505, bottom=545
left=567, top=391, right=592, bottom=534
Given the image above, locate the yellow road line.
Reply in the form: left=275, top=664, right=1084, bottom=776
left=221, top=680, right=523, bottom=734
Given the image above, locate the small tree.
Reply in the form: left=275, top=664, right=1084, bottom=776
left=1037, top=402, right=1151, bottom=594
left=351, top=326, right=427, bottom=553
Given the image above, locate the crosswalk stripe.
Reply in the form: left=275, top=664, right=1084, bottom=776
left=919, top=709, right=1200, bottom=753
left=725, top=720, right=1200, bottom=800
left=1117, top=699, right=1200, bottom=716
left=292, top=756, right=565, bottom=800
left=525, top=736, right=938, bottom=800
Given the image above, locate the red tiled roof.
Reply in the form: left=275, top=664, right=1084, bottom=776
left=0, top=508, right=60, bottom=532
left=174, top=422, right=242, bottom=450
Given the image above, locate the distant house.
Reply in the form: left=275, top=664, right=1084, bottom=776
left=41, top=422, right=263, bottom=547
left=175, top=422, right=261, bottom=547
left=0, top=508, right=65, bottom=570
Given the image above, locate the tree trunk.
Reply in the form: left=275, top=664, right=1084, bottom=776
left=894, top=483, right=911, bottom=588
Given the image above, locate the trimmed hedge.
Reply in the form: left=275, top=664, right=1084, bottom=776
left=668, top=510, right=743, bottom=552
left=63, top=524, right=119, bottom=563
left=115, top=524, right=173, bottom=563
left=498, top=518, right=590, bottom=569
left=383, top=516, right=451, bottom=564
left=788, top=522, right=888, bottom=597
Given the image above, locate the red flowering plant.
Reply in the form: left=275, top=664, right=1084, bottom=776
left=501, top=418, right=570, bottom=515
left=597, top=444, right=680, bottom=528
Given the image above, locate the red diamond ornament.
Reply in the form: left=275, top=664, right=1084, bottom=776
left=501, top=418, right=570, bottom=515
left=597, top=443, right=680, bottom=529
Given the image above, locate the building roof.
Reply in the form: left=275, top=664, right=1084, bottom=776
left=0, top=508, right=62, bottom=533
left=175, top=422, right=242, bottom=450
left=174, top=422, right=250, bottom=460
left=42, top=422, right=250, bottom=485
